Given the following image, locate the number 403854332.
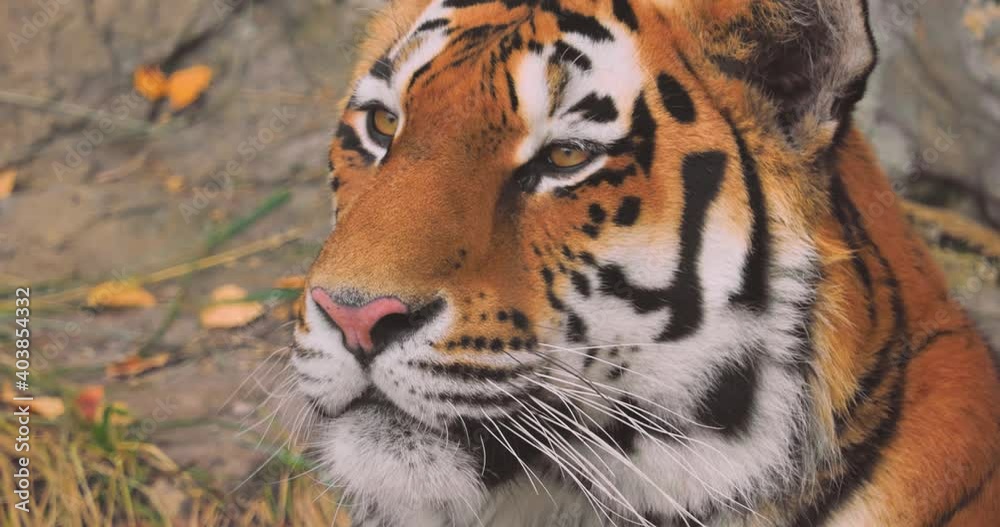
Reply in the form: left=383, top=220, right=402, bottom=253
left=14, top=288, right=30, bottom=387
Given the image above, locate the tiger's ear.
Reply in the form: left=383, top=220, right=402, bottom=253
left=699, top=0, right=877, bottom=150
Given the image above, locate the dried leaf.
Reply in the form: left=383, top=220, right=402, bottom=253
left=0, top=383, right=62, bottom=419
left=166, top=65, right=213, bottom=110
left=105, top=353, right=171, bottom=379
left=33, top=397, right=66, bottom=419
left=75, top=385, right=105, bottom=422
left=273, top=275, right=306, bottom=290
left=200, top=301, right=264, bottom=329
left=211, top=284, right=248, bottom=303
left=164, top=174, right=185, bottom=193
left=0, top=169, right=16, bottom=199
left=210, top=209, right=227, bottom=222
left=134, top=65, right=168, bottom=101
left=86, top=281, right=156, bottom=309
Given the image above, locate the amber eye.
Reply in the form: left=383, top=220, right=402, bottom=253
left=367, top=107, right=399, bottom=145
left=548, top=145, right=592, bottom=169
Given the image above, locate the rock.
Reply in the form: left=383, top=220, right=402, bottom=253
left=859, top=0, right=1000, bottom=225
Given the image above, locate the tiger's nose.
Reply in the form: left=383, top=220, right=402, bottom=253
left=310, top=288, right=409, bottom=355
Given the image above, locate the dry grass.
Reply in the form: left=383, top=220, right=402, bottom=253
left=0, top=406, right=350, bottom=526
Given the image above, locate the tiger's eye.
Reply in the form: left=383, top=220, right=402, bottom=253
left=371, top=108, right=399, bottom=138
left=549, top=146, right=591, bottom=169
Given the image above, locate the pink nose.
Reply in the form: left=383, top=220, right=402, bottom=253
left=310, top=288, right=409, bottom=353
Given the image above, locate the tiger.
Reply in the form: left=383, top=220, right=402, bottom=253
left=291, top=0, right=1000, bottom=525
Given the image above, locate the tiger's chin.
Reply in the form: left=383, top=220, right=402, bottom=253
left=315, top=394, right=487, bottom=526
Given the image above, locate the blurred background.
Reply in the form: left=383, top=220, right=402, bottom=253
left=0, top=0, right=997, bottom=524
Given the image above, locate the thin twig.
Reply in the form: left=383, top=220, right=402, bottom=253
left=0, top=91, right=164, bottom=135
left=33, top=228, right=302, bottom=307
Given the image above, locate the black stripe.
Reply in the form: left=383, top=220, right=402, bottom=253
left=570, top=270, right=591, bottom=297
left=335, top=123, right=375, bottom=164
left=556, top=11, right=613, bottom=42
left=613, top=196, right=641, bottom=226
left=410, top=360, right=531, bottom=382
left=630, top=94, right=657, bottom=174
left=293, top=344, right=323, bottom=360
left=460, top=417, right=543, bottom=489
left=551, top=40, right=592, bottom=71
left=510, top=309, right=529, bottom=330
left=567, top=93, right=618, bottom=123
left=432, top=390, right=528, bottom=407
left=928, top=463, right=997, bottom=527
left=598, top=264, right=671, bottom=313
left=542, top=267, right=566, bottom=311
left=370, top=54, right=393, bottom=82
left=612, top=0, right=639, bottom=31
left=505, top=69, right=519, bottom=112
left=408, top=61, right=433, bottom=90
left=695, top=355, right=757, bottom=436
left=580, top=224, right=599, bottom=239
left=416, top=18, right=449, bottom=32
left=566, top=312, right=588, bottom=343
left=656, top=73, right=696, bottom=123
left=657, top=151, right=728, bottom=341
left=565, top=165, right=636, bottom=192
left=588, top=203, right=607, bottom=223
left=725, top=117, right=771, bottom=312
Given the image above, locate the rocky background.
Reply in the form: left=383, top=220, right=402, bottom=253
left=0, top=0, right=997, bottom=522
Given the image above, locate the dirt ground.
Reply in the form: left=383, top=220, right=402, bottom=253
left=1, top=0, right=999, bottom=519
left=1, top=0, right=386, bottom=492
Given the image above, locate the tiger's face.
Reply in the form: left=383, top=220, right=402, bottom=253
left=294, top=0, right=876, bottom=524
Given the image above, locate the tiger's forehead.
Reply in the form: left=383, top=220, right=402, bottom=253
left=352, top=0, right=646, bottom=157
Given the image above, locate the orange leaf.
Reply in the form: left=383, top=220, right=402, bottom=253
left=105, top=353, right=171, bottom=379
left=86, top=281, right=157, bottom=309
left=166, top=65, right=213, bottom=110
left=0, top=169, right=16, bottom=199
left=134, top=65, right=168, bottom=101
left=75, top=385, right=105, bottom=422
left=273, top=275, right=306, bottom=290
left=210, top=284, right=248, bottom=303
left=200, top=301, right=265, bottom=329
left=164, top=174, right=185, bottom=193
